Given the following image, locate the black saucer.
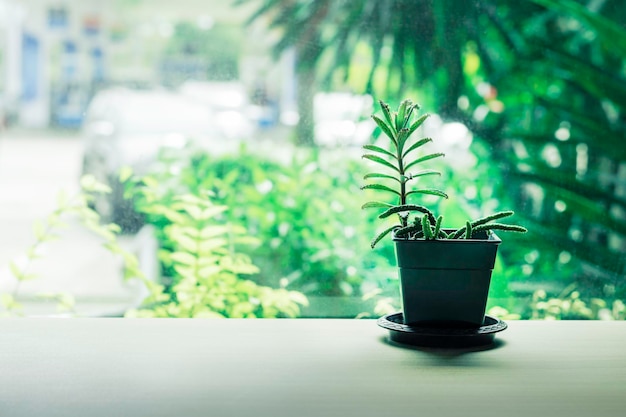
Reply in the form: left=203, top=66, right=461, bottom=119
left=377, top=313, right=507, bottom=348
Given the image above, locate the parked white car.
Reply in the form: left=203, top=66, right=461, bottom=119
left=314, top=92, right=375, bottom=147
left=178, top=81, right=256, bottom=139
left=81, top=88, right=226, bottom=231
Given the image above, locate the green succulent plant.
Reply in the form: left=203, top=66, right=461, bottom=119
left=362, top=99, right=527, bottom=248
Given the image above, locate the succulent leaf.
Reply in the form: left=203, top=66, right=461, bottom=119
left=404, top=153, right=445, bottom=172
left=433, top=215, right=443, bottom=238
left=364, top=173, right=401, bottom=182
left=394, top=224, right=423, bottom=238
left=362, top=99, right=526, bottom=246
left=465, top=221, right=473, bottom=239
left=363, top=144, right=396, bottom=159
left=403, top=169, right=441, bottom=183
left=406, top=189, right=449, bottom=199
left=378, top=204, right=435, bottom=220
left=362, top=154, right=400, bottom=172
left=379, top=100, right=395, bottom=134
left=370, top=225, right=398, bottom=248
left=361, top=201, right=394, bottom=209
left=371, top=115, right=397, bottom=144
left=407, top=113, right=430, bottom=137
left=401, top=138, right=433, bottom=160
left=361, top=183, right=400, bottom=195
left=395, top=100, right=409, bottom=131
left=422, top=215, right=434, bottom=239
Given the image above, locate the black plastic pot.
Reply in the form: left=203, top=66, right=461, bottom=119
left=393, top=230, right=501, bottom=327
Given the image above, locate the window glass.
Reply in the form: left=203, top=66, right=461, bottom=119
left=0, top=0, right=624, bottom=320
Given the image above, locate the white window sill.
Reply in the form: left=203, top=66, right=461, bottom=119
left=1, top=319, right=624, bottom=417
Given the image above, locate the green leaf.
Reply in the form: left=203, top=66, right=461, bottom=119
left=394, top=224, right=423, bottom=238
left=401, top=138, right=433, bottom=160
left=422, top=215, right=434, bottom=239
left=471, top=211, right=515, bottom=229
left=1, top=293, right=22, bottom=311
left=362, top=144, right=396, bottom=160
left=361, top=201, right=393, bottom=210
left=370, top=225, right=398, bottom=249
left=362, top=154, right=400, bottom=173
left=141, top=176, right=159, bottom=189
left=379, top=100, right=396, bottom=134
left=56, top=190, right=68, bottom=208
left=433, top=215, right=443, bottom=238
left=403, top=169, right=441, bottom=183
left=119, top=166, right=133, bottom=183
left=404, top=153, right=445, bottom=172
left=406, top=113, right=430, bottom=137
left=80, top=175, right=112, bottom=194
left=395, top=128, right=411, bottom=155
left=8, top=261, right=22, bottom=279
left=361, top=184, right=400, bottom=196
left=395, top=99, right=410, bottom=132
left=406, top=189, right=449, bottom=199
left=363, top=173, right=400, bottom=183
left=472, top=223, right=528, bottom=234
left=378, top=204, right=435, bottom=221
left=371, top=115, right=397, bottom=144
left=465, top=221, right=473, bottom=239
left=33, top=220, right=46, bottom=241
left=170, top=252, right=198, bottom=266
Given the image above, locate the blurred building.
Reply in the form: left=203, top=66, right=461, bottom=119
left=0, top=0, right=113, bottom=128
left=0, top=0, right=291, bottom=131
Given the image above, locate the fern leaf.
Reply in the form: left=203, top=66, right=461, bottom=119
left=406, top=113, right=430, bottom=137
left=396, top=128, right=411, bottom=154
left=401, top=138, right=433, bottom=160
left=361, top=201, right=393, bottom=210
left=371, top=225, right=398, bottom=248
left=364, top=173, right=401, bottom=183
left=404, top=153, right=445, bottom=171
left=406, top=189, right=449, bottom=199
left=403, top=169, right=441, bottom=183
left=362, top=144, right=396, bottom=159
left=361, top=184, right=400, bottom=195
left=362, top=154, right=400, bottom=173
left=379, top=100, right=396, bottom=134
left=371, top=115, right=396, bottom=145
left=395, top=100, right=410, bottom=132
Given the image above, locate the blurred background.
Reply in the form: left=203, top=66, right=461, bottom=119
left=0, top=0, right=624, bottom=319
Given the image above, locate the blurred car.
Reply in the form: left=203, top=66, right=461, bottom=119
left=314, top=92, right=375, bottom=147
left=81, top=88, right=222, bottom=231
left=178, top=81, right=256, bottom=139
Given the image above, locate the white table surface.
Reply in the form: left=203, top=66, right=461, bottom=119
left=0, top=319, right=625, bottom=417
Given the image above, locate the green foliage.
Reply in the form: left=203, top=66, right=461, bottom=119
left=123, top=172, right=308, bottom=318
left=163, top=21, right=242, bottom=81
left=477, top=0, right=626, bottom=295
left=127, top=146, right=397, bottom=298
left=490, top=288, right=626, bottom=321
left=362, top=99, right=526, bottom=247
left=238, top=0, right=626, bottom=303
left=1, top=175, right=147, bottom=317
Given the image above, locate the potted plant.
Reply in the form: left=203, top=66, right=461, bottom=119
left=362, top=99, right=526, bottom=339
